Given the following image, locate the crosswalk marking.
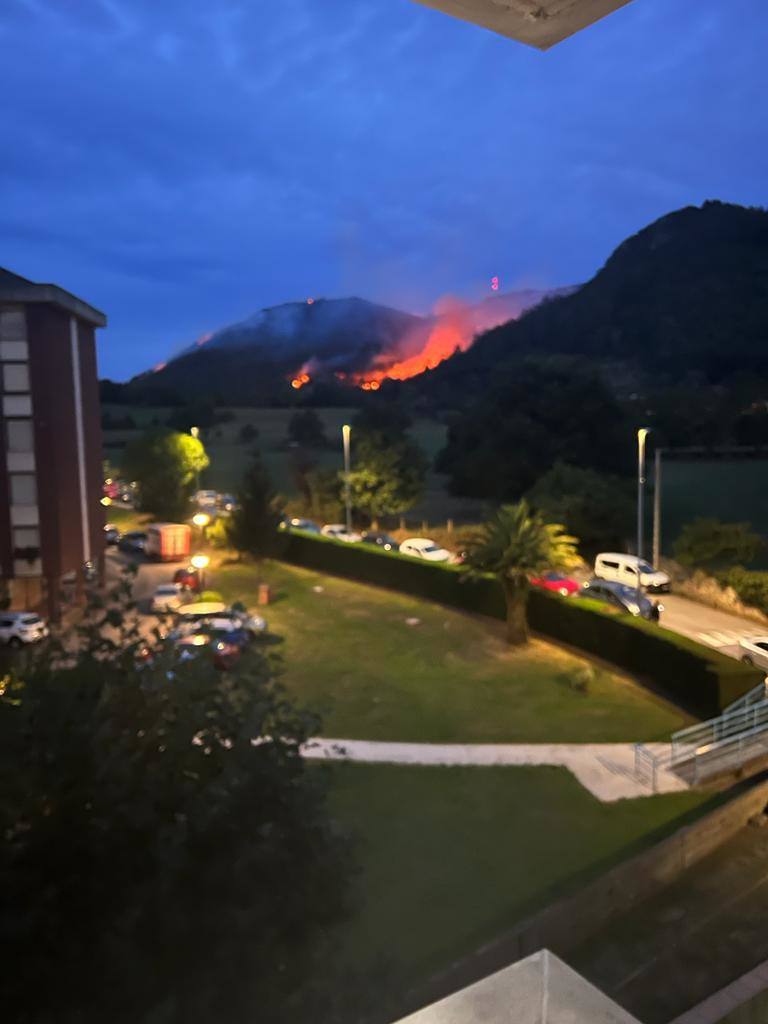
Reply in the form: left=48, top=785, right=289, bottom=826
left=697, top=630, right=751, bottom=649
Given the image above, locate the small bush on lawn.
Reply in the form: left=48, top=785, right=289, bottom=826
left=281, top=531, right=762, bottom=718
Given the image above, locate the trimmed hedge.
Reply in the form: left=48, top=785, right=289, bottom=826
left=281, top=531, right=762, bottom=719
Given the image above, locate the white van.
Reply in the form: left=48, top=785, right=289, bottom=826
left=594, top=553, right=670, bottom=593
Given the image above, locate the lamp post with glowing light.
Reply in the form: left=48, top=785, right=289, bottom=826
left=342, top=423, right=352, bottom=534
left=636, top=428, right=651, bottom=603
left=192, top=511, right=210, bottom=545
left=190, top=552, right=210, bottom=591
left=190, top=426, right=201, bottom=497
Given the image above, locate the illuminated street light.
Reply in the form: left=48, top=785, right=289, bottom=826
left=190, top=552, right=210, bottom=590
left=100, top=496, right=112, bottom=507
left=342, top=424, right=352, bottom=534
left=192, top=512, right=210, bottom=529
left=190, top=426, right=199, bottom=439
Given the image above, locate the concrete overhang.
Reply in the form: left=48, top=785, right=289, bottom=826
left=0, top=268, right=107, bottom=328
left=410, top=0, right=634, bottom=49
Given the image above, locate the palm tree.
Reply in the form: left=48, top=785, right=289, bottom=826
left=464, top=500, right=579, bottom=646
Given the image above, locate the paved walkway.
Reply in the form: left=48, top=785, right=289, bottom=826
left=302, top=739, right=688, bottom=802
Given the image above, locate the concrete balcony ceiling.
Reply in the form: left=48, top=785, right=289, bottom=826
left=410, top=0, right=633, bottom=49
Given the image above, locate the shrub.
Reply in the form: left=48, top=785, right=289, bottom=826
left=720, top=567, right=768, bottom=616
left=200, top=590, right=224, bottom=603
left=281, top=532, right=761, bottom=718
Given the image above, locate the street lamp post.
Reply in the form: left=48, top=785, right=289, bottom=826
left=652, top=447, right=663, bottom=569
left=190, top=552, right=210, bottom=591
left=342, top=424, right=352, bottom=534
left=190, top=426, right=201, bottom=497
left=636, top=428, right=651, bottom=602
left=192, top=511, right=210, bottom=544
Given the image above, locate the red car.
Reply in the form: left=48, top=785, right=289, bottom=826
left=173, top=567, right=202, bottom=592
left=530, top=572, right=580, bottom=597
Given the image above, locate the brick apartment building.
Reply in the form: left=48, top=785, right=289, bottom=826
left=0, top=268, right=106, bottom=619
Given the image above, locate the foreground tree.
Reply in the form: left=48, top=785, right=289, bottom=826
left=122, top=429, right=209, bottom=521
left=347, top=407, right=427, bottom=526
left=0, top=576, right=350, bottom=1024
left=463, top=500, right=579, bottom=645
left=673, top=517, right=764, bottom=571
left=228, top=452, right=286, bottom=564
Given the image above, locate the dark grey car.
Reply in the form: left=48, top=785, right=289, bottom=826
left=580, top=578, right=662, bottom=621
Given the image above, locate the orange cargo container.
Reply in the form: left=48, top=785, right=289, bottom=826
left=145, top=523, right=192, bottom=562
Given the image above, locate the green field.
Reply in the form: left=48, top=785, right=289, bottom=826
left=216, top=561, right=693, bottom=743
left=102, top=405, right=486, bottom=525
left=323, top=763, right=711, bottom=1009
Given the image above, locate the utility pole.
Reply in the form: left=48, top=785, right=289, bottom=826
left=342, top=423, right=352, bottom=533
left=652, top=447, right=663, bottom=568
left=637, top=428, right=650, bottom=602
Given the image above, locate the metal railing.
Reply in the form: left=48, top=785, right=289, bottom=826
left=635, top=683, right=768, bottom=791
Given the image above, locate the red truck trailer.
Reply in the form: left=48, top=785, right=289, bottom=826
left=145, top=523, right=192, bottom=562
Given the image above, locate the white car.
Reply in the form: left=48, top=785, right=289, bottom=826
left=321, top=524, right=363, bottom=543
left=399, top=537, right=453, bottom=563
left=738, top=636, right=768, bottom=672
left=594, top=553, right=670, bottom=593
left=0, top=611, right=49, bottom=647
left=151, top=583, right=184, bottom=613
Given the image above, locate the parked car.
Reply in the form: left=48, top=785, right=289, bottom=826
left=151, top=583, right=185, bottom=613
left=0, top=611, right=49, bottom=647
left=103, top=523, right=121, bottom=546
left=593, top=553, right=670, bottom=593
left=738, top=636, right=768, bottom=671
left=194, top=489, right=219, bottom=509
left=361, top=531, right=399, bottom=552
left=280, top=517, right=321, bottom=534
left=218, top=493, right=238, bottom=513
left=399, top=537, right=453, bottom=563
left=118, top=530, right=148, bottom=554
left=321, top=524, right=363, bottom=543
left=175, top=632, right=241, bottom=671
left=173, top=566, right=202, bottom=592
left=581, top=578, right=661, bottom=620
left=530, top=572, right=580, bottom=597
left=175, top=601, right=267, bottom=637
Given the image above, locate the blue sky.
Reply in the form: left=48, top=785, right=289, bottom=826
left=2, top=0, right=767, bottom=380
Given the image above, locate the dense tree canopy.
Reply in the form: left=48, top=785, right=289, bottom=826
left=122, top=429, right=209, bottom=521
left=436, top=361, right=629, bottom=500
left=288, top=408, right=328, bottom=447
left=0, top=576, right=350, bottom=1024
left=673, top=518, right=764, bottom=570
left=228, top=452, right=286, bottom=563
left=526, top=463, right=634, bottom=555
left=348, top=404, right=426, bottom=523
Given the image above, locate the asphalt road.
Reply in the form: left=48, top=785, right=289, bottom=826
left=660, top=594, right=764, bottom=661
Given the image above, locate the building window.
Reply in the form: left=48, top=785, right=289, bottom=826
left=6, top=419, right=33, bottom=453
left=3, top=363, right=30, bottom=393
left=13, top=527, right=40, bottom=547
left=0, top=309, right=26, bottom=341
left=0, top=341, right=28, bottom=361
left=3, top=395, right=32, bottom=416
left=10, top=474, right=37, bottom=506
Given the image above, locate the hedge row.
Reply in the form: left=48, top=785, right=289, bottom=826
left=720, top=567, right=768, bottom=617
left=281, top=531, right=763, bottom=719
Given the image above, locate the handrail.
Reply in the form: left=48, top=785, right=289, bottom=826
left=671, top=701, right=768, bottom=766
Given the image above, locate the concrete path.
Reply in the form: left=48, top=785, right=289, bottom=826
left=302, top=739, right=687, bottom=802
left=661, top=594, right=764, bottom=660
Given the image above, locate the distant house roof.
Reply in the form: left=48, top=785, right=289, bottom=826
left=0, top=267, right=107, bottom=327
left=411, top=0, right=633, bottom=49
left=394, top=950, right=642, bottom=1023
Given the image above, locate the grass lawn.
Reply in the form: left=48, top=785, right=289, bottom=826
left=215, top=560, right=693, bottom=743
left=321, top=762, right=712, bottom=1009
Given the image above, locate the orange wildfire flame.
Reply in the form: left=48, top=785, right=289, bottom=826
left=291, top=373, right=311, bottom=390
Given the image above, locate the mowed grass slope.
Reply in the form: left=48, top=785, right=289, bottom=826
left=216, top=561, right=693, bottom=743
left=321, top=763, right=712, bottom=1006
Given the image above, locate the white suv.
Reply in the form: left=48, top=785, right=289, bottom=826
left=0, top=612, right=49, bottom=646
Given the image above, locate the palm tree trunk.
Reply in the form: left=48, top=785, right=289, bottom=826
left=502, top=576, right=529, bottom=646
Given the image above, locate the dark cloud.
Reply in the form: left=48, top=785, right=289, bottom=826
left=0, top=0, right=766, bottom=378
